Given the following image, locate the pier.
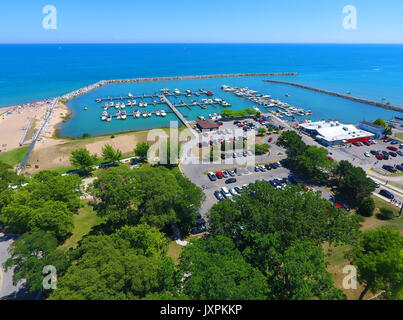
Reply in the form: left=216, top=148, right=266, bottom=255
left=160, top=94, right=194, bottom=131
left=58, top=72, right=298, bottom=103
left=19, top=118, right=33, bottom=146
left=263, top=79, right=403, bottom=113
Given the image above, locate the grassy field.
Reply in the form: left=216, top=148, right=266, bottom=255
left=61, top=202, right=104, bottom=249
left=0, top=146, right=28, bottom=166
left=166, top=233, right=205, bottom=265
left=394, top=132, right=403, bottom=140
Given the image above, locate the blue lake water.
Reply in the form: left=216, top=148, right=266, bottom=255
left=0, top=44, right=402, bottom=137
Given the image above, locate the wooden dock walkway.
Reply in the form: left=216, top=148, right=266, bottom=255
left=160, top=94, right=194, bottom=131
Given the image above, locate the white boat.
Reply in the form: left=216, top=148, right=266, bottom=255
left=142, top=112, right=147, bottom=118
left=83, top=106, right=88, bottom=110
left=147, top=112, right=152, bottom=117
left=174, top=89, right=180, bottom=95
left=121, top=104, right=126, bottom=109
left=101, top=116, right=107, bottom=121
left=156, top=110, right=161, bottom=116
left=121, top=111, right=127, bottom=120
left=132, top=100, right=137, bottom=105
left=143, top=103, right=148, bottom=107
left=135, top=110, right=141, bottom=118
left=128, top=92, right=133, bottom=98
left=160, top=110, right=166, bottom=117
left=139, top=102, right=144, bottom=107
left=107, top=117, right=112, bottom=122
left=127, top=101, right=132, bottom=106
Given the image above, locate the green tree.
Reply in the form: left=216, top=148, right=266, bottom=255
left=257, top=128, right=266, bottom=136
left=357, top=197, right=375, bottom=217
left=348, top=228, right=403, bottom=300
left=379, top=207, right=395, bottom=220
left=49, top=235, right=176, bottom=300
left=70, top=148, right=98, bottom=174
left=277, top=130, right=307, bottom=163
left=3, top=231, right=71, bottom=293
left=114, top=224, right=168, bottom=258
left=297, top=146, right=333, bottom=183
left=337, top=166, right=376, bottom=207
left=134, top=142, right=150, bottom=159
left=102, top=144, right=122, bottom=163
left=179, top=236, right=269, bottom=300
left=91, top=166, right=141, bottom=227
left=208, top=181, right=359, bottom=299
left=0, top=161, right=25, bottom=193
left=253, top=143, right=270, bottom=155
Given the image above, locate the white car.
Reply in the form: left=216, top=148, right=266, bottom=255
left=229, top=188, right=238, bottom=196
left=364, top=152, right=371, bottom=157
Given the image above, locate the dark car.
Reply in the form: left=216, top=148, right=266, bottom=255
left=225, top=178, right=237, bottom=184
left=228, top=170, right=236, bottom=177
left=234, top=186, right=243, bottom=194
left=221, top=153, right=226, bottom=160
left=196, top=218, right=206, bottom=226
left=272, top=162, right=279, bottom=169
left=396, top=165, right=403, bottom=171
left=191, top=225, right=206, bottom=235
left=288, top=174, right=297, bottom=184
left=383, top=165, right=397, bottom=173
left=222, top=171, right=229, bottom=178
left=389, top=151, right=397, bottom=157
left=379, top=189, right=394, bottom=199
left=370, top=150, right=378, bottom=155
left=214, top=191, right=225, bottom=201
left=265, top=164, right=272, bottom=170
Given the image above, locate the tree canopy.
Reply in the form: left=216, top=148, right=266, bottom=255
left=134, top=142, right=150, bottom=159
left=208, top=181, right=359, bottom=299
left=348, top=228, right=403, bottom=300
left=70, top=148, right=98, bottom=174
left=102, top=144, right=122, bottom=163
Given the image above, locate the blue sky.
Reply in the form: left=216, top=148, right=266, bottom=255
left=1, top=0, right=402, bottom=43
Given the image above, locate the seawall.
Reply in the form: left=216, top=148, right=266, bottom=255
left=263, top=79, right=403, bottom=113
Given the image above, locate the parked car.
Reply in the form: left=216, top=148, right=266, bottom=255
left=384, top=137, right=392, bottom=143
left=268, top=137, right=273, bottom=143
left=387, top=146, right=398, bottom=151
left=265, top=164, right=272, bottom=170
left=222, top=171, right=229, bottom=178
left=216, top=171, right=223, bottom=179
left=364, top=152, right=371, bottom=157
left=383, top=164, right=397, bottom=173
left=234, top=186, right=243, bottom=194
left=288, top=174, right=297, bottom=184
left=379, top=189, right=394, bottom=199
left=229, top=188, right=238, bottom=196
left=214, top=190, right=225, bottom=201
left=352, top=142, right=361, bottom=147
left=208, top=172, right=217, bottom=181
left=228, top=170, right=236, bottom=177
left=391, top=140, right=399, bottom=145
left=259, top=165, right=266, bottom=172
left=191, top=225, right=206, bottom=235
left=398, top=151, right=403, bottom=156
left=221, top=187, right=232, bottom=198
left=396, top=165, right=403, bottom=171
left=225, top=178, right=237, bottom=184
left=389, top=151, right=397, bottom=157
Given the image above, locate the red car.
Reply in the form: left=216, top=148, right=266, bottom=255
left=216, top=171, right=223, bottom=179
left=363, top=140, right=371, bottom=146
left=384, top=137, right=392, bottom=142
left=268, top=137, right=273, bottom=143
left=375, top=154, right=384, bottom=160
left=198, top=142, right=203, bottom=148
left=387, top=146, right=398, bottom=151
left=216, top=122, right=223, bottom=126
left=328, top=156, right=334, bottom=161
left=352, top=142, right=361, bottom=147
left=334, top=203, right=343, bottom=209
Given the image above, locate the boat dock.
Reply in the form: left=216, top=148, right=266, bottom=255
left=160, top=94, right=193, bottom=131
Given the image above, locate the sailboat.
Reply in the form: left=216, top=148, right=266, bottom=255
left=156, top=109, right=161, bottom=117
left=160, top=110, right=166, bottom=117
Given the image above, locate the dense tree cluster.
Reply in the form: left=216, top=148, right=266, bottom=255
left=91, top=165, right=204, bottom=233
left=205, top=181, right=360, bottom=300
left=278, top=131, right=333, bottom=183
left=0, top=170, right=81, bottom=239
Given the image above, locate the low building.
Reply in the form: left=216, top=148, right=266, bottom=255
left=358, top=121, right=386, bottom=139
left=195, top=119, right=219, bottom=131
left=298, top=120, right=374, bottom=146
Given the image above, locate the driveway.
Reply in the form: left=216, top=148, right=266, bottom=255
left=0, top=233, right=36, bottom=300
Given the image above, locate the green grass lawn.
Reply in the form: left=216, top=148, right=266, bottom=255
left=394, top=132, right=403, bottom=140
left=0, top=146, right=29, bottom=166
left=61, top=202, right=104, bottom=249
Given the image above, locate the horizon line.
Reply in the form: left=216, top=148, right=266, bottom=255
left=1, top=42, right=403, bottom=45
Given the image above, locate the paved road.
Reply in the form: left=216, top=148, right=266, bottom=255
left=0, top=233, right=36, bottom=300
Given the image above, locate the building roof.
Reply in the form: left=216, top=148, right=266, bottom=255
left=359, top=121, right=385, bottom=131
left=196, top=119, right=219, bottom=129
left=316, top=124, right=374, bottom=142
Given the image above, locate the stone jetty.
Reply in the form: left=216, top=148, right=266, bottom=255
left=263, top=79, right=403, bottom=113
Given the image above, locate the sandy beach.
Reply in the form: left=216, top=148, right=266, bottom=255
left=0, top=103, right=48, bottom=153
